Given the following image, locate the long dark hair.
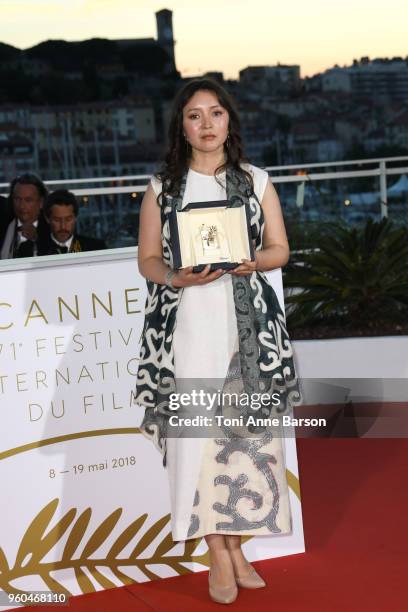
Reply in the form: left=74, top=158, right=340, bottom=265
left=158, top=78, right=252, bottom=197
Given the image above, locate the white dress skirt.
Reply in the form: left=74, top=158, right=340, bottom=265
left=151, top=166, right=292, bottom=541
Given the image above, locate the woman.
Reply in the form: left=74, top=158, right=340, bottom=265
left=136, top=78, right=299, bottom=604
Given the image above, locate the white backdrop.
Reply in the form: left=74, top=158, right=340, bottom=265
left=0, top=249, right=304, bottom=608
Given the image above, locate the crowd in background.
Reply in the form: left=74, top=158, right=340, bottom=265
left=0, top=174, right=106, bottom=260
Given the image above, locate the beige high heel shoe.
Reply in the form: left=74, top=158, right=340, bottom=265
left=208, top=570, right=238, bottom=604
left=235, top=564, right=266, bottom=589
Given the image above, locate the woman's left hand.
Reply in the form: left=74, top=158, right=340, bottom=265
left=228, top=257, right=258, bottom=276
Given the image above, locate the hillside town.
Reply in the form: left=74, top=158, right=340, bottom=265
left=0, top=9, right=407, bottom=183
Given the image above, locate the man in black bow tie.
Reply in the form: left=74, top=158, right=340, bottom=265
left=0, top=174, right=49, bottom=259
left=38, top=189, right=107, bottom=255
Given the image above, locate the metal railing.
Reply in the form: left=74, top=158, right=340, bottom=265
left=264, top=156, right=408, bottom=219
left=1, top=156, right=408, bottom=221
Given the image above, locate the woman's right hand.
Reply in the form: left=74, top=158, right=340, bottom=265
left=173, top=265, right=225, bottom=288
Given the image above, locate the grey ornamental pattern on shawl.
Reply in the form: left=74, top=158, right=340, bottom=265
left=134, top=166, right=301, bottom=465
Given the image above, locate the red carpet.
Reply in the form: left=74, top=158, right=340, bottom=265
left=28, top=439, right=407, bottom=611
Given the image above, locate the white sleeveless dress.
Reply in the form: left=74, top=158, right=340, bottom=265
left=151, top=165, right=292, bottom=541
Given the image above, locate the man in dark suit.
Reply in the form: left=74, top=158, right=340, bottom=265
left=0, top=194, right=13, bottom=247
left=0, top=173, right=50, bottom=259
left=35, top=189, right=106, bottom=255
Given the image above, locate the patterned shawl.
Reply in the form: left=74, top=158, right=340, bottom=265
left=135, top=166, right=300, bottom=464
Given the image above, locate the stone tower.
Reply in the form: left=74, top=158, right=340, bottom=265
left=156, top=9, right=176, bottom=74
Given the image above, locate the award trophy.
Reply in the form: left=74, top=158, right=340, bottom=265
left=169, top=200, right=255, bottom=272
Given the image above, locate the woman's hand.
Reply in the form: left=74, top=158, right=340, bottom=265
left=229, top=257, right=258, bottom=276
left=173, top=265, right=225, bottom=288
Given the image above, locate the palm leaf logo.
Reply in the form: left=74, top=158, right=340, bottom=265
left=0, top=499, right=208, bottom=596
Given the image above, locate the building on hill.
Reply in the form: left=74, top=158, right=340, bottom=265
left=1, top=7, right=178, bottom=97
left=156, top=8, right=176, bottom=74
left=113, top=9, right=177, bottom=76
left=322, top=57, right=408, bottom=101
left=239, top=65, right=301, bottom=96
left=386, top=108, right=408, bottom=150
left=0, top=127, right=34, bottom=181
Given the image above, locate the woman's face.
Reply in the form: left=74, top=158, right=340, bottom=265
left=182, top=89, right=229, bottom=155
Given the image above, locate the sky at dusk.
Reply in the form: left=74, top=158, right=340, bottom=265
left=0, top=0, right=407, bottom=78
